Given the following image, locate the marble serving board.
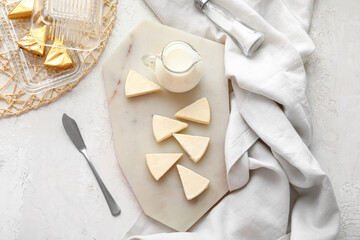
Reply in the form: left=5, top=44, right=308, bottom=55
left=102, top=21, right=229, bottom=232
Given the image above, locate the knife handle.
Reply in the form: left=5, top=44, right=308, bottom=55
left=81, top=149, right=121, bottom=216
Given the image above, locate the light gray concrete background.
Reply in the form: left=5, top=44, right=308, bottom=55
left=0, top=0, right=359, bottom=239
left=307, top=0, right=360, bottom=238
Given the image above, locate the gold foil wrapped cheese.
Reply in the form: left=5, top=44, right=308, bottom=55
left=44, top=40, right=74, bottom=70
left=8, top=0, right=34, bottom=20
left=17, top=25, right=47, bottom=57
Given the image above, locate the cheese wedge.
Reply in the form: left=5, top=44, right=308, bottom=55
left=18, top=26, right=47, bottom=57
left=173, top=134, right=209, bottom=163
left=175, top=97, right=210, bottom=124
left=146, top=153, right=182, bottom=181
left=177, top=165, right=210, bottom=200
left=7, top=0, right=33, bottom=20
left=125, top=70, right=161, bottom=97
left=153, top=115, right=188, bottom=142
left=44, top=40, right=74, bottom=69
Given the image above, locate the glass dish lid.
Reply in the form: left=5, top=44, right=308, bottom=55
left=31, top=0, right=103, bottom=51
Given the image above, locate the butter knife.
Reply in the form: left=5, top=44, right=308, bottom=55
left=62, top=113, right=121, bottom=216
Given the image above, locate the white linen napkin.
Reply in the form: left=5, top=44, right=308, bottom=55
left=123, top=0, right=340, bottom=239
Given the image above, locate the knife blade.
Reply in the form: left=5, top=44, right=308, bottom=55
left=62, top=113, right=121, bottom=216
left=62, top=114, right=86, bottom=151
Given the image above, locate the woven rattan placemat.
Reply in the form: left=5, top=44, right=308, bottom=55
left=0, top=0, right=118, bottom=118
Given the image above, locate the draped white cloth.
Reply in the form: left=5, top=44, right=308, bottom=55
left=123, top=0, right=340, bottom=239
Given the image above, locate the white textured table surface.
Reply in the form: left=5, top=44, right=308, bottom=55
left=307, top=0, right=360, bottom=238
left=0, top=0, right=359, bottom=239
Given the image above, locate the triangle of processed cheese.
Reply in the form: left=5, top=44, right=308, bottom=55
left=153, top=115, right=188, bottom=142
left=177, top=164, right=209, bottom=200
left=173, top=134, right=209, bottom=163
left=125, top=70, right=161, bottom=97
left=146, top=153, right=182, bottom=181
left=44, top=40, right=74, bottom=69
left=8, top=0, right=33, bottom=20
left=18, top=26, right=47, bottom=56
left=175, top=97, right=210, bottom=124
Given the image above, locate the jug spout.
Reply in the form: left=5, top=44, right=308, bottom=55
left=184, top=47, right=201, bottom=71
left=192, top=51, right=202, bottom=64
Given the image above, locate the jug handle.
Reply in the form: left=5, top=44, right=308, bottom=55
left=142, top=54, right=159, bottom=73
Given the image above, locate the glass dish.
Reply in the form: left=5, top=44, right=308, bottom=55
left=0, top=0, right=103, bottom=94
